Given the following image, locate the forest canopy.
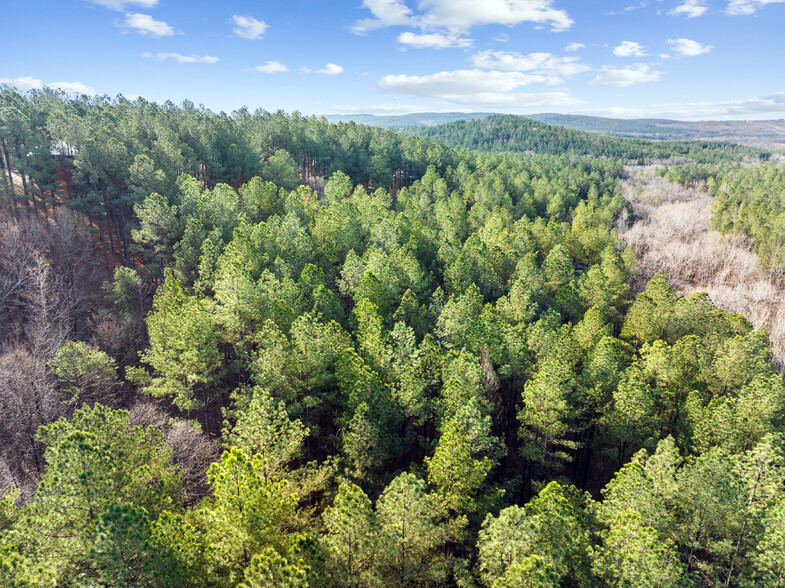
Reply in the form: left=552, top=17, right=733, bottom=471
left=1, top=88, right=785, bottom=587
left=408, top=113, right=767, bottom=164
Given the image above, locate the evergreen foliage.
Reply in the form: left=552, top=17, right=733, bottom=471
left=1, top=87, right=784, bottom=587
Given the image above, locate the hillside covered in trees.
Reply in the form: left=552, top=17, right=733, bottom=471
left=408, top=114, right=769, bottom=164
left=2, top=88, right=785, bottom=587
left=329, top=111, right=785, bottom=150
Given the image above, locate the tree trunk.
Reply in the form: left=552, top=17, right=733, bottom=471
left=99, top=217, right=110, bottom=270
left=31, top=184, right=42, bottom=220
left=102, top=188, right=115, bottom=255
left=0, top=138, right=14, bottom=212
left=37, top=187, right=51, bottom=233
left=20, top=171, right=32, bottom=223
left=63, top=161, right=73, bottom=202
left=9, top=139, right=33, bottom=222
left=118, top=206, right=129, bottom=262
left=50, top=189, right=57, bottom=219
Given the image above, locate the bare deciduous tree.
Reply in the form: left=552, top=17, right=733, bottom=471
left=0, top=211, right=103, bottom=356
left=0, top=348, right=65, bottom=500
left=621, top=165, right=785, bottom=370
left=128, top=401, right=220, bottom=504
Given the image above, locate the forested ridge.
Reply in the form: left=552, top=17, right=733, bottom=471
left=408, top=114, right=769, bottom=164
left=2, top=88, right=785, bottom=587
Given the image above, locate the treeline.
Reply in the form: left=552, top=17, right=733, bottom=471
left=1, top=90, right=785, bottom=586
left=654, top=161, right=739, bottom=188
left=709, top=164, right=785, bottom=270
left=0, top=87, right=456, bottom=267
left=409, top=114, right=766, bottom=164
left=654, top=162, right=785, bottom=272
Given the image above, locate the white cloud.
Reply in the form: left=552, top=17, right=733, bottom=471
left=397, top=31, right=472, bottom=49
left=0, top=76, right=44, bottom=91
left=670, top=0, right=709, bottom=17
left=727, top=0, right=785, bottom=15
left=606, top=2, right=649, bottom=15
left=668, top=38, right=712, bottom=56
left=352, top=0, right=415, bottom=33
left=352, top=0, right=573, bottom=34
left=417, top=0, right=573, bottom=31
left=438, top=91, right=580, bottom=108
left=589, top=63, right=662, bottom=86
left=48, top=81, right=98, bottom=95
left=718, top=92, right=785, bottom=114
left=84, top=0, right=157, bottom=10
left=232, top=15, right=268, bottom=40
left=377, top=68, right=581, bottom=108
left=255, top=61, right=288, bottom=73
left=0, top=77, right=97, bottom=95
left=472, top=50, right=590, bottom=76
left=121, top=13, right=173, bottom=36
left=380, top=69, right=547, bottom=96
left=142, top=52, right=219, bottom=63
left=613, top=41, right=646, bottom=57
left=315, top=63, right=344, bottom=75
left=330, top=103, right=443, bottom=114
left=565, top=42, right=585, bottom=52
left=582, top=92, right=785, bottom=119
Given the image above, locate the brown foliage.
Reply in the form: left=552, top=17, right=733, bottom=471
left=0, top=348, right=65, bottom=499
left=0, top=210, right=104, bottom=358
left=0, top=211, right=115, bottom=498
left=620, top=165, right=785, bottom=369
left=128, top=401, right=220, bottom=504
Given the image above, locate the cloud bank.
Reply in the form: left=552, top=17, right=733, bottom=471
left=352, top=0, right=573, bottom=34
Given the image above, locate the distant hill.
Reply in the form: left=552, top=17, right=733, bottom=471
left=323, top=112, right=496, bottom=128
left=527, top=114, right=785, bottom=150
left=527, top=114, right=694, bottom=138
left=323, top=112, right=785, bottom=150
left=406, top=114, right=762, bottom=163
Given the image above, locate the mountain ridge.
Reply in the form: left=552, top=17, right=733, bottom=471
left=324, top=112, right=785, bottom=150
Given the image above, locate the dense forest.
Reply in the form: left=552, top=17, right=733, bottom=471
left=408, top=114, right=770, bottom=164
left=0, top=86, right=460, bottom=271
left=327, top=112, right=785, bottom=150
left=650, top=161, right=785, bottom=272
left=2, top=88, right=785, bottom=587
left=709, top=165, right=785, bottom=270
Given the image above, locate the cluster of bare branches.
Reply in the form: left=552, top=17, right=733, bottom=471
left=0, top=210, right=103, bottom=353
left=0, top=211, right=106, bottom=495
left=129, top=401, right=220, bottom=504
left=620, top=165, right=785, bottom=369
left=0, top=211, right=220, bottom=501
left=0, top=349, right=63, bottom=499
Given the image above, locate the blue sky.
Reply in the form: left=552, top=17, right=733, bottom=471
left=2, top=0, right=785, bottom=120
